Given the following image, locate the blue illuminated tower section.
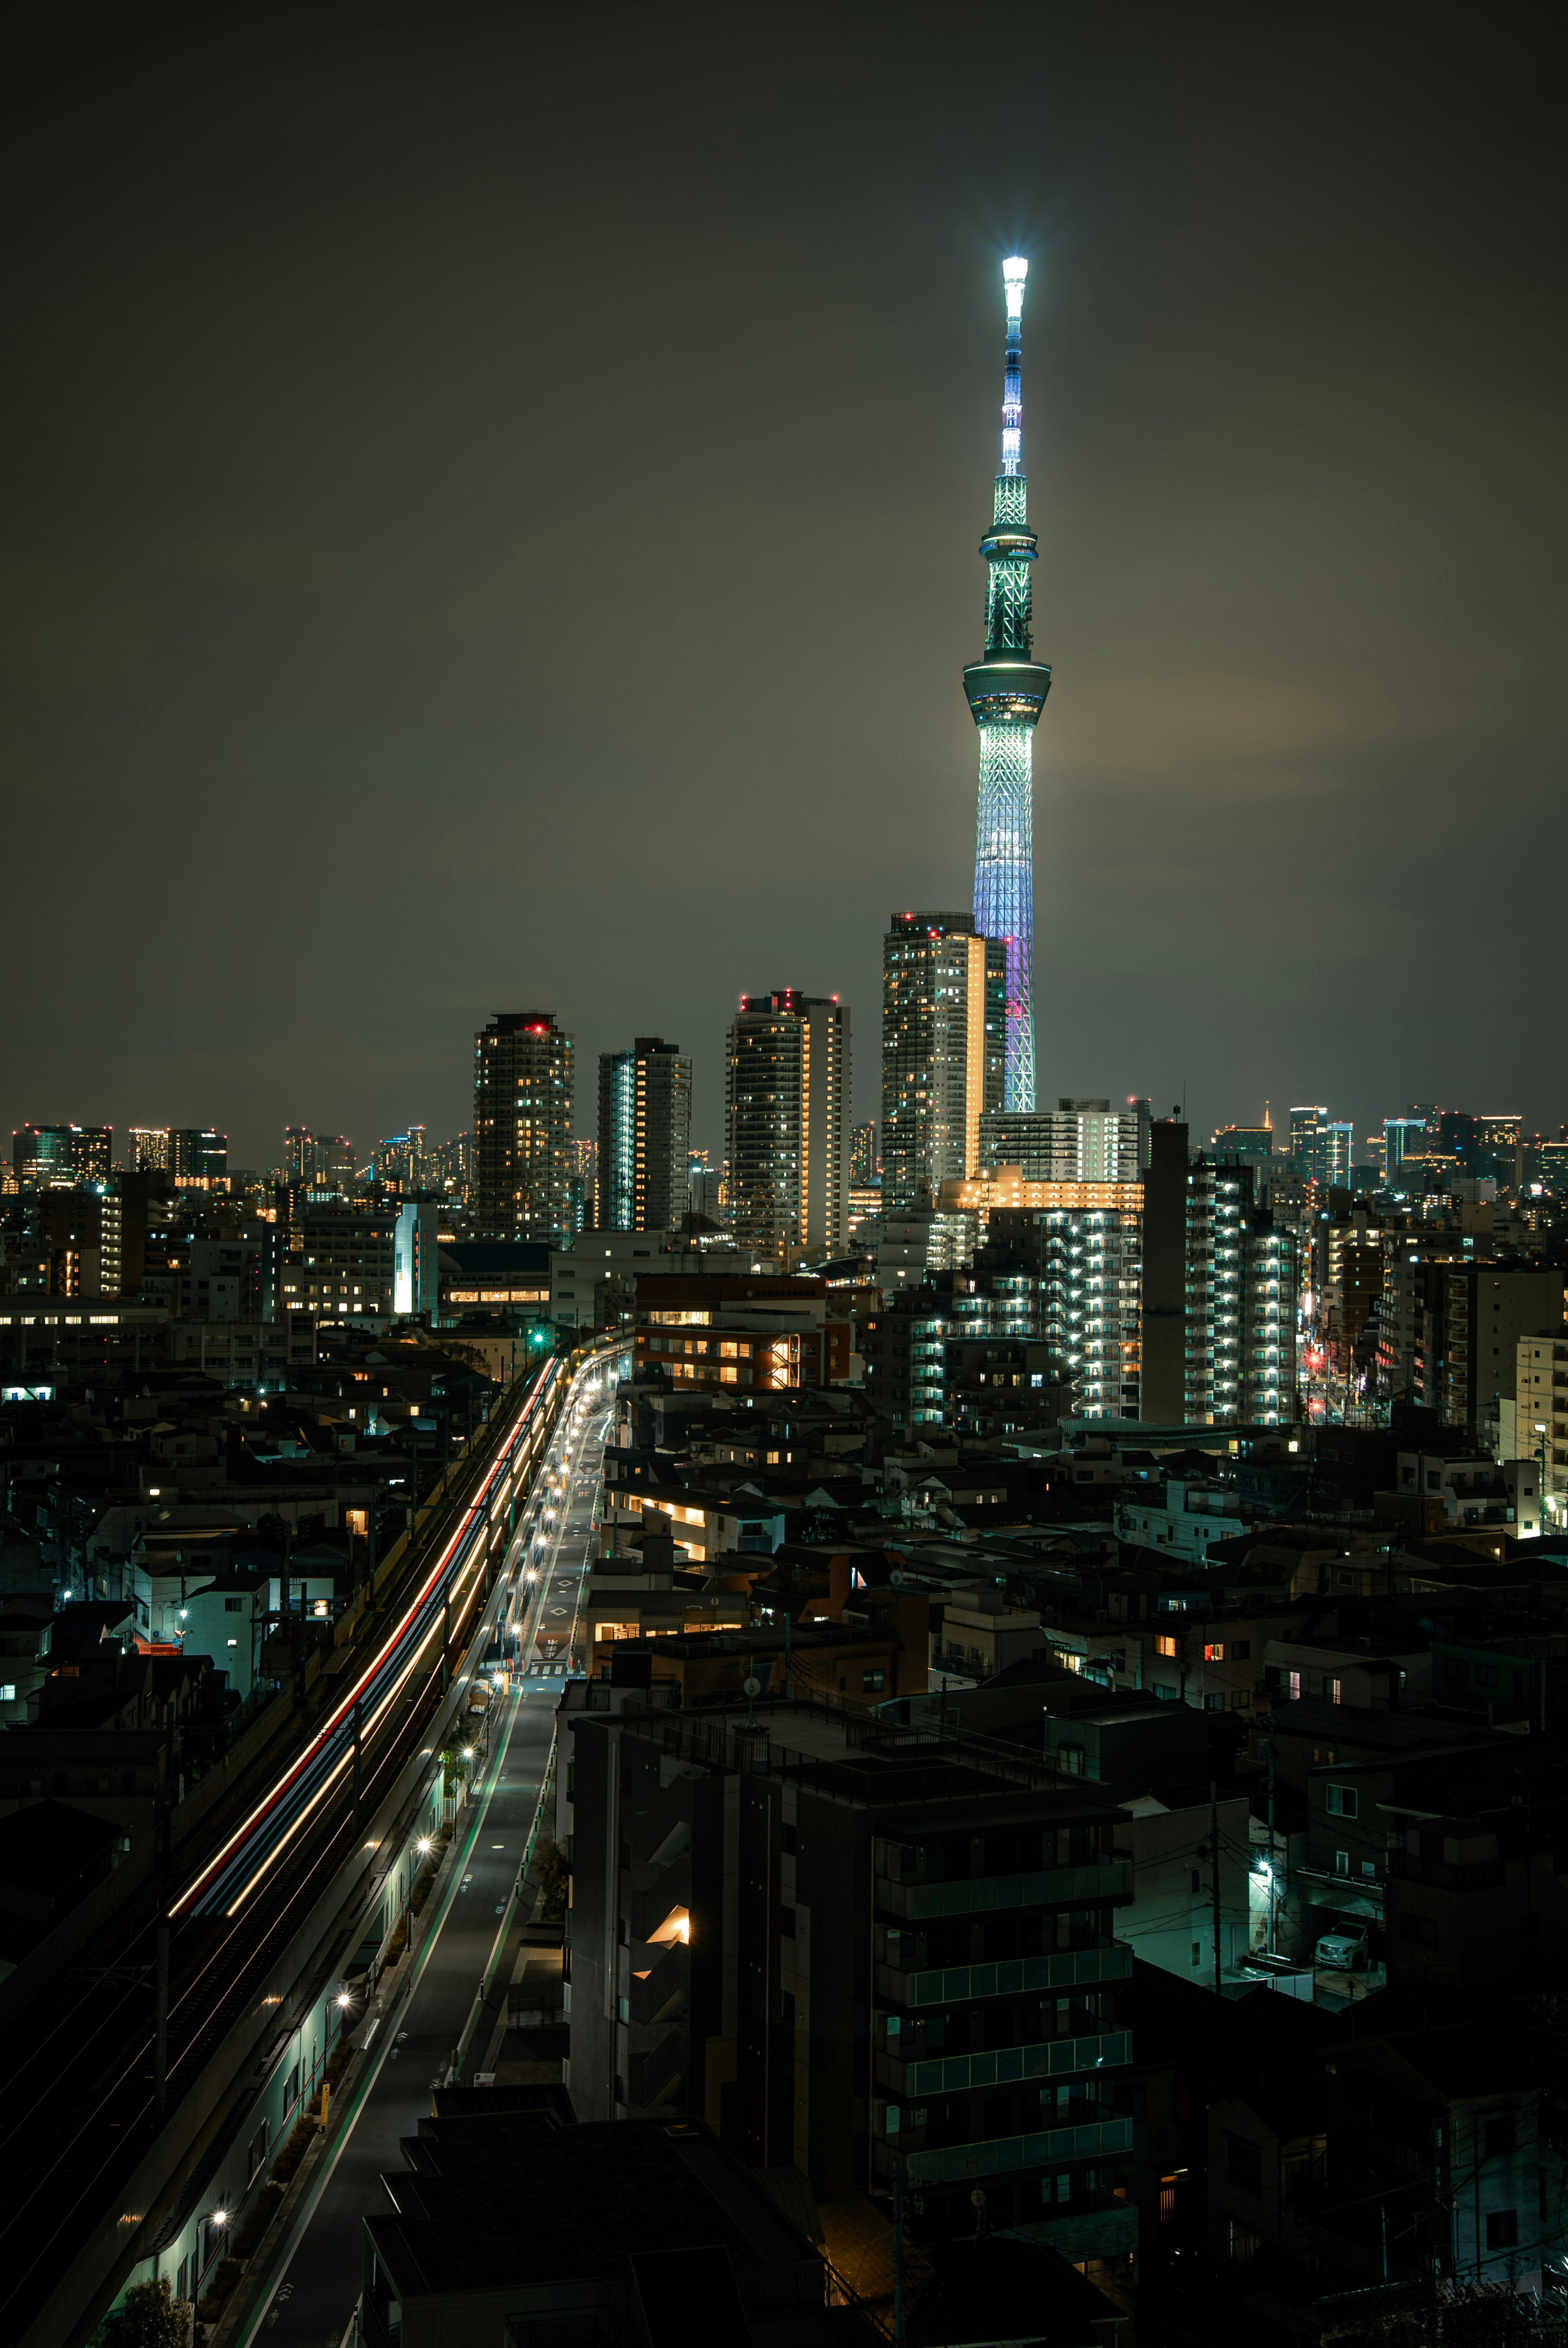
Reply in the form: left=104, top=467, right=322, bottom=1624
left=964, top=256, right=1050, bottom=1113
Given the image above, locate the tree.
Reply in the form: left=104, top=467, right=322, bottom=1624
left=534, top=1836, right=570, bottom=1921
left=105, top=2279, right=192, bottom=2348
left=1319, top=2277, right=1553, bottom=2346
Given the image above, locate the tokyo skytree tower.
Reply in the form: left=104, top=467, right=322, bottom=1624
left=963, top=256, right=1051, bottom=1113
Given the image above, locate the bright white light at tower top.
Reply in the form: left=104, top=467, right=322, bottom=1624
left=1003, top=256, right=1028, bottom=316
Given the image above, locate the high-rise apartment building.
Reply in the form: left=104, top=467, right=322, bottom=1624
left=98, top=1173, right=149, bottom=1300
left=1378, top=1262, right=1564, bottom=1438
left=567, top=1136, right=597, bottom=1236
left=13, top=1125, right=111, bottom=1189
left=1183, top=1157, right=1296, bottom=1425
left=1514, top=1330, right=1568, bottom=1525
left=596, top=1037, right=691, bottom=1234
left=881, top=913, right=1004, bottom=1212
left=726, top=991, right=849, bottom=1255
left=980, top=1098, right=1143, bottom=1185
left=1143, top=1125, right=1296, bottom=1425
left=967, top=1199, right=1144, bottom=1419
left=393, top=1200, right=440, bottom=1319
left=473, top=1011, right=575, bottom=1242
left=850, top=1121, right=876, bottom=1184
left=284, top=1125, right=314, bottom=1182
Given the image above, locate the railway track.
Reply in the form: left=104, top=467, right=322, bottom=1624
left=0, top=1346, right=615, bottom=2346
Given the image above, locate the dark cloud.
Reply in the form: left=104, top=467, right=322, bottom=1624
left=2, top=2, right=1561, bottom=1164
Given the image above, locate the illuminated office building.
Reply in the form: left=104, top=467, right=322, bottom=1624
left=12, top=1124, right=112, bottom=1189
left=129, top=1127, right=172, bottom=1173
left=169, top=1129, right=227, bottom=1190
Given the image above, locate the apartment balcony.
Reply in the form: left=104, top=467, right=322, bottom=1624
left=628, top=2022, right=688, bottom=2109
left=875, top=2116, right=1133, bottom=2187
left=629, top=1850, right=690, bottom=1940
left=874, top=2027, right=1129, bottom=2100
left=1385, top=1851, right=1505, bottom=1894
left=629, top=1938, right=689, bottom=2027
left=876, top=1938, right=1130, bottom=2012
left=877, top=1858, right=1130, bottom=1923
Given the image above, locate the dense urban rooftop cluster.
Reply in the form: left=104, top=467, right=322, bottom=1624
left=7, top=1067, right=1568, bottom=2346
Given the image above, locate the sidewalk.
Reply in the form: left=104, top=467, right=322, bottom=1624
left=243, top=1679, right=559, bottom=2344
left=203, top=1814, right=471, bottom=2348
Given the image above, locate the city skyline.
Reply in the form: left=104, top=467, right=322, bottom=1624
left=2, top=9, right=1559, bottom=1167
left=6, top=1075, right=1547, bottom=1187
left=3, top=16, right=1564, bottom=2339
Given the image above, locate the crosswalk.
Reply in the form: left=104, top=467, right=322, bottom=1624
left=481, top=1662, right=572, bottom=1689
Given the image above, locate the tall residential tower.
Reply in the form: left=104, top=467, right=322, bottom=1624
left=726, top=991, right=849, bottom=1256
left=881, top=911, right=1004, bottom=1210
left=965, top=256, right=1051, bottom=1114
left=596, top=1036, right=691, bottom=1232
left=472, top=1011, right=575, bottom=1241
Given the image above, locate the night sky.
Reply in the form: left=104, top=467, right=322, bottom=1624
left=3, top=4, right=1561, bottom=1169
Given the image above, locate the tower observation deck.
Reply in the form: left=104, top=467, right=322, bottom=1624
left=964, top=255, right=1050, bottom=1113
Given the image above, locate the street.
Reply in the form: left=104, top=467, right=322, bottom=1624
left=232, top=1362, right=615, bottom=2348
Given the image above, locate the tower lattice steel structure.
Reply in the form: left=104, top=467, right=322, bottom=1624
left=964, top=255, right=1050, bottom=1112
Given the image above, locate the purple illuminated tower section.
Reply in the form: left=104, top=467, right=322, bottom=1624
left=963, top=256, right=1050, bottom=1112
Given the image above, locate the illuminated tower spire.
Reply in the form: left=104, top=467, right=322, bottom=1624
left=964, top=255, right=1050, bottom=1112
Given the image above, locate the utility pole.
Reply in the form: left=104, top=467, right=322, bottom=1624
left=1264, top=1733, right=1278, bottom=1955
left=1211, top=1779, right=1223, bottom=1996
left=154, top=1922, right=169, bottom=2125
left=892, top=2151, right=906, bottom=2348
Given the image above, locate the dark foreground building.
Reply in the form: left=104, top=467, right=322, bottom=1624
left=565, top=1694, right=1138, bottom=2274
left=362, top=2087, right=1129, bottom=2348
